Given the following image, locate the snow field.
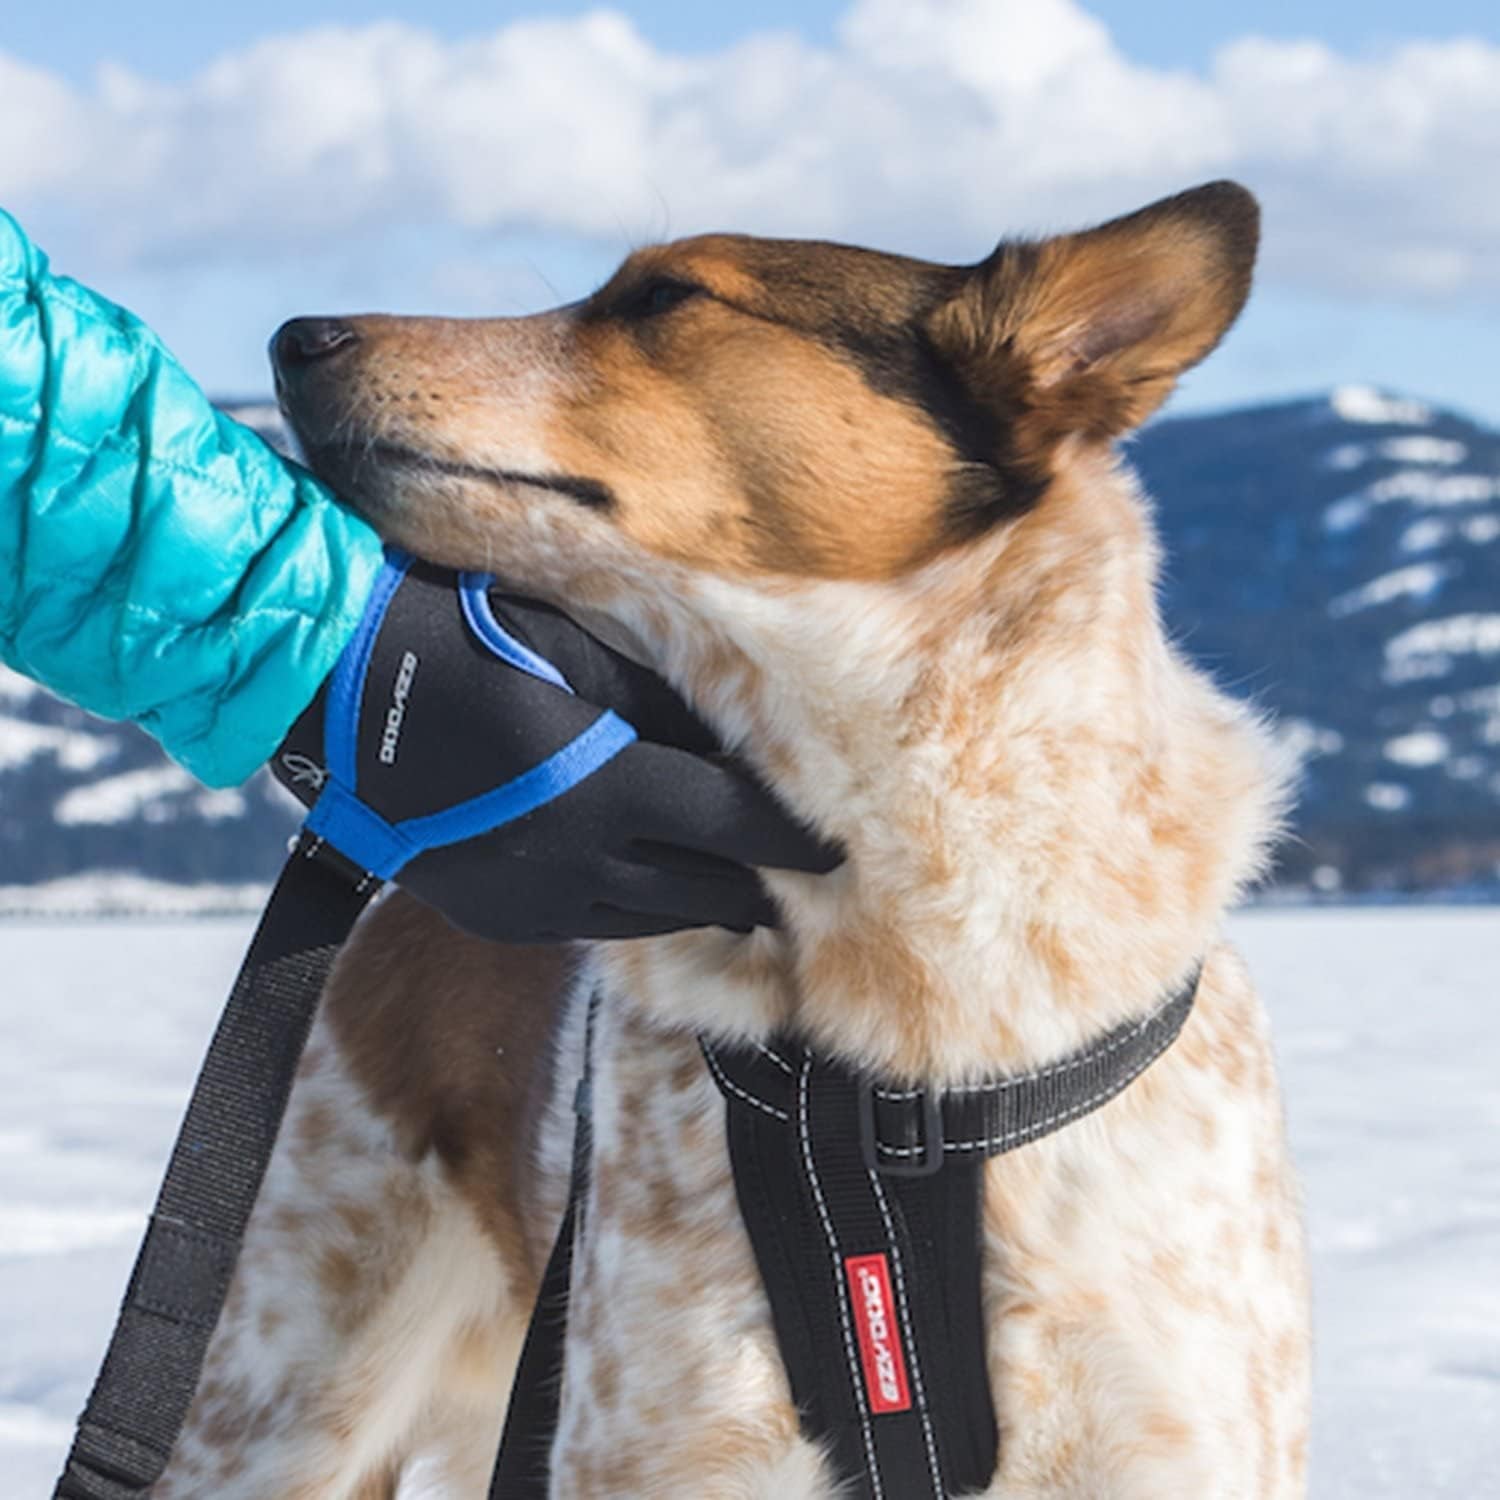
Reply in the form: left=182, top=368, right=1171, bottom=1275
left=0, top=911, right=1496, bottom=1497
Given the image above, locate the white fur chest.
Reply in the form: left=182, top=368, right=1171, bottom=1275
left=550, top=995, right=833, bottom=1497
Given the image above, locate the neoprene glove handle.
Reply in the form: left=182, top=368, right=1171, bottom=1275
left=273, top=554, right=840, bottom=941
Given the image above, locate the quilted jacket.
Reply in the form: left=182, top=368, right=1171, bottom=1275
left=0, top=208, right=381, bottom=786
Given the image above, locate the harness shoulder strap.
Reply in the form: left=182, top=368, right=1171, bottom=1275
left=491, top=972, right=1199, bottom=1500
left=723, top=1055, right=994, bottom=1499
left=54, top=839, right=376, bottom=1500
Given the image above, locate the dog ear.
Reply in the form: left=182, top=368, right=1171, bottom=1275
left=928, top=181, right=1259, bottom=453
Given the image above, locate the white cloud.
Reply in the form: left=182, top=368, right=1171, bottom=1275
left=0, top=54, right=87, bottom=197
left=1, top=0, right=1497, bottom=301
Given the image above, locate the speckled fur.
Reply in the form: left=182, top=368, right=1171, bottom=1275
left=159, top=184, right=1310, bottom=1496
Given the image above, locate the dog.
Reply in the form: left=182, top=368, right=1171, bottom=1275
left=152, top=179, right=1310, bottom=1498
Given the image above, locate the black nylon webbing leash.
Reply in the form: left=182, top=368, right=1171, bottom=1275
left=54, top=836, right=378, bottom=1500
left=53, top=552, right=642, bottom=1498
left=51, top=829, right=592, bottom=1500
left=486, top=992, right=602, bottom=1499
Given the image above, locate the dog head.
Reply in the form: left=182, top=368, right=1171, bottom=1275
left=275, top=181, right=1254, bottom=588
left=275, top=181, right=1275, bottom=1075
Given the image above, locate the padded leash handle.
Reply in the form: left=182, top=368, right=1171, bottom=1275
left=54, top=557, right=640, bottom=1498
left=299, top=554, right=637, bottom=885
left=53, top=840, right=377, bottom=1500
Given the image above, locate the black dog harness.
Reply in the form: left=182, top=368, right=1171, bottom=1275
left=52, top=556, right=1199, bottom=1498
left=703, top=985, right=1198, bottom=1497
left=492, top=974, right=1199, bottom=1498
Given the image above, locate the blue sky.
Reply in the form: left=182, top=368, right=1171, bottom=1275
left=2, top=1, right=1496, bottom=422
left=7, top=1, right=1498, bottom=79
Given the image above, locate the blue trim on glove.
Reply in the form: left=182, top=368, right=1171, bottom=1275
left=398, top=710, right=635, bottom=853
left=325, top=549, right=413, bottom=786
left=305, top=558, right=637, bottom=880
left=305, top=710, right=637, bottom=879
left=459, top=573, right=574, bottom=693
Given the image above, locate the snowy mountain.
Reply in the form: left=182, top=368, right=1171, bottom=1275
left=0, top=388, right=1497, bottom=912
left=1138, top=386, right=1500, bottom=899
left=0, top=666, right=296, bottom=914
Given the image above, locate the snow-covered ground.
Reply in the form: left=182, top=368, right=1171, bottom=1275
left=1, top=910, right=1496, bottom=1496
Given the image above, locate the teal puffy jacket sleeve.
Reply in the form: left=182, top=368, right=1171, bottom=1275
left=0, top=209, right=383, bottom=787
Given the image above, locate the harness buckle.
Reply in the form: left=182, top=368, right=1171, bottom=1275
left=859, top=1082, right=945, bottom=1178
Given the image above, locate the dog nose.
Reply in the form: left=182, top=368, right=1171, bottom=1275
left=271, top=317, right=359, bottom=371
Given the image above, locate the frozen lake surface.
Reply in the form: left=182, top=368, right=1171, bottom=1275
left=1, top=910, right=1497, bottom=1496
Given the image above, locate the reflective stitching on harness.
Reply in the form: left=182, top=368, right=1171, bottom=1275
left=866, top=1170, right=943, bottom=1494
left=872, top=991, right=1180, bottom=1102
left=756, top=1042, right=796, bottom=1076
left=877, top=1038, right=1173, bottom=1157
left=701, top=1045, right=789, bottom=1122
left=798, top=1058, right=883, bottom=1500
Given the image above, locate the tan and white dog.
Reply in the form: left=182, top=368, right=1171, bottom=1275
left=155, top=180, right=1310, bottom=1499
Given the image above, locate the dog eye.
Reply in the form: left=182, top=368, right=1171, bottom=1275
left=622, top=278, right=703, bottom=320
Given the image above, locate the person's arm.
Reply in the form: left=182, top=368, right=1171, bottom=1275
left=0, top=206, right=382, bottom=787
left=0, top=209, right=840, bottom=933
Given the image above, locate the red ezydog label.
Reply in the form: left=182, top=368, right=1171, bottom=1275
left=844, top=1253, right=912, bottom=1414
